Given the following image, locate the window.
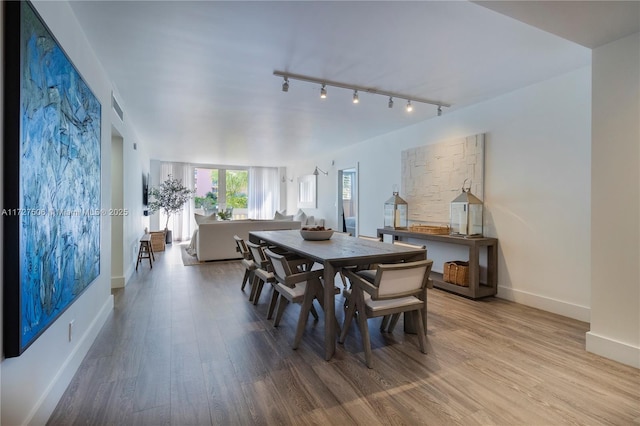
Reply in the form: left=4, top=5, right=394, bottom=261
left=193, top=167, right=248, bottom=219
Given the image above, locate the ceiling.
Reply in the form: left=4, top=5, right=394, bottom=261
left=68, top=1, right=639, bottom=167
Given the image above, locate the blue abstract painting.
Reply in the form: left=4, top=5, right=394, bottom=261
left=5, top=1, right=101, bottom=356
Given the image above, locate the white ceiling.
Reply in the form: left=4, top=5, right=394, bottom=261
left=68, top=1, right=638, bottom=167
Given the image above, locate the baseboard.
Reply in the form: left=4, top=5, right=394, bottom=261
left=586, top=332, right=640, bottom=369
left=111, top=275, right=125, bottom=288
left=497, top=285, right=590, bottom=323
left=28, top=295, right=114, bottom=425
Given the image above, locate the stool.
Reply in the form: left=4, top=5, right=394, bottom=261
left=136, top=234, right=155, bottom=271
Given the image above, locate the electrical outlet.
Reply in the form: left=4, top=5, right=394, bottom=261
left=68, top=320, right=75, bottom=342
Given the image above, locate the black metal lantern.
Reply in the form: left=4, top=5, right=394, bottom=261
left=450, top=180, right=483, bottom=236
left=384, top=187, right=408, bottom=229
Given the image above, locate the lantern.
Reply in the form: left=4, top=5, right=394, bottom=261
left=384, top=188, right=408, bottom=229
left=450, top=180, right=483, bottom=236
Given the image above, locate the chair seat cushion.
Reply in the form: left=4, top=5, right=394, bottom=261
left=275, top=281, right=307, bottom=301
left=365, top=295, right=423, bottom=313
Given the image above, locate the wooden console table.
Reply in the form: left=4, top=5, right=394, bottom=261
left=377, top=228, right=498, bottom=299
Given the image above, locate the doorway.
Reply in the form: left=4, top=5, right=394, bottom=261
left=111, top=132, right=125, bottom=288
left=338, top=165, right=358, bottom=236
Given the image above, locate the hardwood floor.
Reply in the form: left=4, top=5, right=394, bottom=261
left=48, top=243, right=640, bottom=425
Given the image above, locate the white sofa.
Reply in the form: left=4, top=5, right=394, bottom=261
left=195, top=219, right=302, bottom=261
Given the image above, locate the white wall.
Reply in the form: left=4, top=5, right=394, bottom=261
left=0, top=2, right=148, bottom=423
left=112, top=103, right=150, bottom=284
left=286, top=67, right=592, bottom=322
left=588, top=32, right=640, bottom=368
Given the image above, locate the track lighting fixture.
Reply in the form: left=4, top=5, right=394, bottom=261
left=406, top=100, right=413, bottom=112
left=313, top=166, right=328, bottom=176
left=273, top=70, right=451, bottom=113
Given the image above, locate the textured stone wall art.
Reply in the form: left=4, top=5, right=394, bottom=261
left=401, top=134, right=484, bottom=224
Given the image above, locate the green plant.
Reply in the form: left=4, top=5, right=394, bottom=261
left=148, top=175, right=195, bottom=230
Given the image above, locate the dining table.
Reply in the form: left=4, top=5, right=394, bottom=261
left=249, top=229, right=427, bottom=361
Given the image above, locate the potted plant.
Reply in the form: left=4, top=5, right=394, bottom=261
left=148, top=175, right=194, bottom=243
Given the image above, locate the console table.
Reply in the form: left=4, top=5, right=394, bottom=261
left=377, top=228, right=498, bottom=299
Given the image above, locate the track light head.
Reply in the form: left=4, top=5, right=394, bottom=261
left=388, top=97, right=394, bottom=108
left=282, top=77, right=289, bottom=92
left=437, top=105, right=442, bottom=116
left=320, top=85, right=327, bottom=99
left=353, top=90, right=359, bottom=104
left=406, top=100, right=413, bottom=112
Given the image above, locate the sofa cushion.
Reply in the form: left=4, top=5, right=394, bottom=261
left=274, top=210, right=293, bottom=221
left=294, top=209, right=307, bottom=224
left=195, top=212, right=217, bottom=225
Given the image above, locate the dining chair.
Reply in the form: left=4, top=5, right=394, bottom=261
left=233, top=235, right=256, bottom=293
left=264, top=248, right=338, bottom=349
left=339, top=259, right=433, bottom=368
left=384, top=240, right=430, bottom=332
left=246, top=241, right=277, bottom=305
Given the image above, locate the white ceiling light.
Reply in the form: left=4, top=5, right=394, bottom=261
left=320, top=84, right=327, bottom=99
left=353, top=90, right=359, bottom=104
left=406, top=100, right=413, bottom=112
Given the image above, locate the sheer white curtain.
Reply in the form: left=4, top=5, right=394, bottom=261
left=248, top=167, right=279, bottom=219
left=159, top=162, right=195, bottom=242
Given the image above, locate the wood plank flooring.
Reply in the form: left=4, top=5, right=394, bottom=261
left=48, top=243, right=640, bottom=425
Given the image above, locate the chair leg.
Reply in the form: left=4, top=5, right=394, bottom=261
left=422, top=305, right=428, bottom=335
left=309, top=304, right=319, bottom=320
left=414, top=309, right=427, bottom=354
left=293, top=282, right=318, bottom=349
left=339, top=292, right=357, bottom=344
left=248, top=275, right=261, bottom=302
left=380, top=315, right=391, bottom=332
left=274, top=296, right=289, bottom=327
left=267, top=287, right=279, bottom=319
left=241, top=269, right=250, bottom=291
left=356, top=307, right=373, bottom=368
left=388, top=313, right=401, bottom=333
left=252, top=280, right=266, bottom=305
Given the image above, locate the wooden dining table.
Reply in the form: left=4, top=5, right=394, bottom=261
left=249, top=229, right=427, bottom=360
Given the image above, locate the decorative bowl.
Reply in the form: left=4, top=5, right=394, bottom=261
left=300, top=229, right=334, bottom=241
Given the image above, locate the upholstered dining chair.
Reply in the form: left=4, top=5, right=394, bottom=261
left=339, top=259, right=433, bottom=368
left=246, top=241, right=277, bottom=305
left=383, top=240, right=430, bottom=333
left=264, top=248, right=339, bottom=349
left=233, top=235, right=256, bottom=293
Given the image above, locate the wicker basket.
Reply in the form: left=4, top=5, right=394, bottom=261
left=443, top=261, right=469, bottom=286
left=409, top=224, right=450, bottom=235
left=150, top=231, right=166, bottom=252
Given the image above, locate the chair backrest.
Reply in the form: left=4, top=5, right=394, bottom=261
left=246, top=241, right=268, bottom=269
left=233, top=235, right=250, bottom=259
left=263, top=248, right=293, bottom=283
left=374, top=260, right=433, bottom=298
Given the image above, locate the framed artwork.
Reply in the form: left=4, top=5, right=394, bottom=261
left=297, top=175, right=317, bottom=209
left=3, top=1, right=102, bottom=357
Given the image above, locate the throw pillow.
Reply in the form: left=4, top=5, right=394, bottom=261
left=305, top=215, right=315, bottom=226
left=194, top=213, right=217, bottom=225
left=274, top=210, right=294, bottom=221
left=293, top=209, right=307, bottom=224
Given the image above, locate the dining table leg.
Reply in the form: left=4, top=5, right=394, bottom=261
left=323, top=262, right=336, bottom=360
